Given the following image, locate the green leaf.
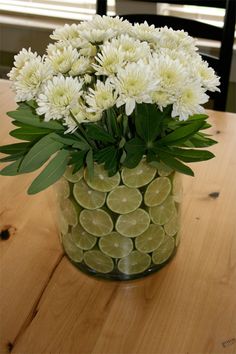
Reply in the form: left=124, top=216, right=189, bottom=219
left=123, top=137, right=145, bottom=168
left=0, top=152, right=25, bottom=162
left=0, top=142, right=30, bottom=155
left=85, top=124, right=116, bottom=143
left=0, top=157, right=25, bottom=176
left=86, top=149, right=94, bottom=180
left=70, top=150, right=87, bottom=173
left=7, top=106, right=63, bottom=130
left=27, top=149, right=69, bottom=195
left=188, top=134, right=217, bottom=148
left=157, top=146, right=215, bottom=162
left=157, top=120, right=205, bottom=145
left=106, top=108, right=121, bottom=138
left=158, top=151, right=194, bottom=176
left=10, top=126, right=53, bottom=141
left=135, top=104, right=162, bottom=143
left=19, top=133, right=63, bottom=173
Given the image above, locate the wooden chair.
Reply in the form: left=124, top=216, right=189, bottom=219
left=96, top=0, right=236, bottom=111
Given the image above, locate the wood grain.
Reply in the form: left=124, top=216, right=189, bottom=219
left=0, top=80, right=236, bottom=354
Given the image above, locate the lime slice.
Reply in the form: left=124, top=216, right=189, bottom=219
left=135, top=224, right=165, bottom=253
left=73, top=179, right=106, bottom=210
left=164, top=212, right=180, bottom=237
left=55, top=177, right=70, bottom=200
left=172, top=173, right=183, bottom=203
left=152, top=235, right=175, bottom=264
left=121, top=159, right=156, bottom=188
left=84, top=164, right=120, bottom=192
left=71, top=224, right=97, bottom=250
left=118, top=250, right=151, bottom=275
left=79, top=209, right=113, bottom=237
left=175, top=231, right=181, bottom=247
left=99, top=232, right=133, bottom=258
left=144, top=177, right=171, bottom=207
left=116, top=208, right=150, bottom=237
left=62, top=233, right=83, bottom=262
left=84, top=250, right=114, bottom=273
left=107, top=186, right=142, bottom=214
left=59, top=198, right=79, bottom=226
left=149, top=196, right=176, bottom=225
left=64, top=165, right=83, bottom=183
left=58, top=214, right=69, bottom=236
left=156, top=162, right=173, bottom=177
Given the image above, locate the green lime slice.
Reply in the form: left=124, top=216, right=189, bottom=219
left=73, top=179, right=106, bottom=210
left=135, top=224, right=165, bottom=253
left=58, top=214, right=69, bottom=236
left=121, top=159, right=156, bottom=188
left=118, top=250, right=151, bottom=275
left=59, top=198, right=79, bottom=226
left=172, top=173, right=183, bottom=203
left=55, top=177, right=70, bottom=200
left=64, top=165, right=83, bottom=183
left=84, top=250, right=114, bottom=273
left=79, top=209, right=113, bottom=237
left=116, top=208, right=150, bottom=237
left=175, top=231, right=181, bottom=247
left=164, top=212, right=180, bottom=237
left=107, top=186, right=142, bottom=214
left=84, top=164, right=120, bottom=192
left=156, top=162, right=173, bottom=177
left=149, top=196, right=176, bottom=225
left=144, top=177, right=171, bottom=207
left=99, top=232, right=133, bottom=258
left=152, top=235, right=175, bottom=264
left=62, top=233, right=83, bottom=262
left=71, top=224, right=97, bottom=250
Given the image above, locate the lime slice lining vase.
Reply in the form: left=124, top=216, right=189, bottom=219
left=55, top=161, right=182, bottom=281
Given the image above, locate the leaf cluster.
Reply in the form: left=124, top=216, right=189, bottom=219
left=0, top=102, right=217, bottom=194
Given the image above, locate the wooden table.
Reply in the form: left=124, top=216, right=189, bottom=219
left=0, top=79, right=236, bottom=354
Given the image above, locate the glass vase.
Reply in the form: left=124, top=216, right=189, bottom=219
left=55, top=160, right=182, bottom=281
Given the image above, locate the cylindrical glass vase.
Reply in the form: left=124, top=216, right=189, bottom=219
left=55, top=160, right=182, bottom=281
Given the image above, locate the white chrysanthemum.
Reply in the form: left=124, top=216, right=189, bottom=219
left=93, top=44, right=125, bottom=76
left=151, top=90, right=175, bottom=111
left=193, top=60, right=220, bottom=92
left=151, top=55, right=188, bottom=94
left=88, top=15, right=133, bottom=36
left=50, top=24, right=86, bottom=48
left=110, top=34, right=151, bottom=62
left=8, top=48, right=38, bottom=81
left=131, top=21, right=159, bottom=44
left=85, top=110, right=102, bottom=122
left=79, top=43, right=97, bottom=57
left=69, top=56, right=91, bottom=76
left=156, top=27, right=197, bottom=54
left=46, top=45, right=79, bottom=74
left=112, top=60, right=159, bottom=115
left=172, top=81, right=208, bottom=121
left=85, top=79, right=117, bottom=113
left=80, top=28, right=115, bottom=44
left=14, top=59, right=53, bottom=102
left=36, top=75, right=83, bottom=121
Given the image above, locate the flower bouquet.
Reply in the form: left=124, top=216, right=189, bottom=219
left=0, top=16, right=219, bottom=280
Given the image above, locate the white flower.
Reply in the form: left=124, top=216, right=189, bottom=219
left=88, top=15, right=133, bottom=36
left=36, top=75, right=83, bottom=121
left=46, top=45, right=79, bottom=74
left=85, top=79, right=117, bottom=113
left=110, top=34, right=151, bottom=62
left=79, top=43, right=97, bottom=57
left=93, top=45, right=125, bottom=76
left=80, top=28, right=114, bottom=44
left=156, top=27, right=197, bottom=54
left=151, top=90, right=175, bottom=111
left=8, top=48, right=38, bottom=81
left=50, top=24, right=86, bottom=48
left=85, top=110, right=102, bottom=122
left=193, top=60, right=220, bottom=92
left=172, top=81, right=208, bottom=120
left=69, top=56, right=91, bottom=76
left=14, top=59, right=53, bottom=102
left=131, top=21, right=159, bottom=44
left=151, top=55, right=188, bottom=94
left=112, top=60, right=159, bottom=115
